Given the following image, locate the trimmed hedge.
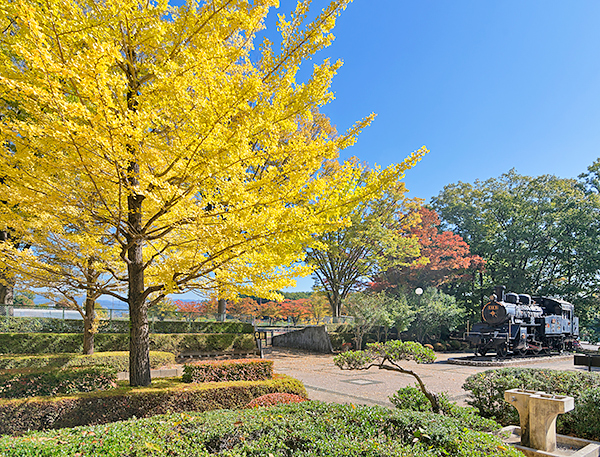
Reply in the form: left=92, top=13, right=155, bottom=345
left=0, top=332, right=256, bottom=355
left=0, top=366, right=117, bottom=399
left=0, top=374, right=306, bottom=435
left=182, top=359, right=273, bottom=383
left=0, top=402, right=523, bottom=456
left=463, top=367, right=600, bottom=440
left=562, top=386, right=600, bottom=440
left=246, top=392, right=307, bottom=408
left=0, top=316, right=253, bottom=334
left=0, top=351, right=175, bottom=371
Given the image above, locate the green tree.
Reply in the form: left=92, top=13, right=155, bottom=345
left=306, top=174, right=424, bottom=318
left=148, top=297, right=178, bottom=321
left=431, top=169, right=600, bottom=319
left=13, top=290, right=34, bottom=307
left=406, top=287, right=463, bottom=343
left=344, top=292, right=393, bottom=350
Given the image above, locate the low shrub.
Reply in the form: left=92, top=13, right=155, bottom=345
left=433, top=342, right=445, bottom=352
left=448, top=340, right=462, bottom=350
left=389, top=385, right=500, bottom=433
left=0, top=316, right=254, bottom=334
left=463, top=367, right=600, bottom=439
left=0, top=374, right=306, bottom=435
left=246, top=392, right=307, bottom=408
left=389, top=385, right=433, bottom=412
left=0, top=366, right=117, bottom=399
left=0, top=351, right=175, bottom=371
left=182, top=359, right=273, bottom=383
left=0, top=332, right=256, bottom=355
left=328, top=331, right=353, bottom=351
left=0, top=402, right=523, bottom=456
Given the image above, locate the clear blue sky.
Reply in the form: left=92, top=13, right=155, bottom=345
left=175, top=0, right=600, bottom=294
left=279, top=0, right=600, bottom=291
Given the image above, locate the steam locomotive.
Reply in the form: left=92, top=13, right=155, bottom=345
left=465, top=286, right=579, bottom=357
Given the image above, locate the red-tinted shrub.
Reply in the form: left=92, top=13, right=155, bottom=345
left=182, top=358, right=273, bottom=383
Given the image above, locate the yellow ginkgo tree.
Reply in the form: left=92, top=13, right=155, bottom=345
left=0, top=0, right=425, bottom=385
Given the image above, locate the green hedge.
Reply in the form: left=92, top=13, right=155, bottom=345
left=0, top=366, right=117, bottom=399
left=0, top=351, right=175, bottom=371
left=0, top=402, right=523, bottom=456
left=0, top=316, right=253, bottom=334
left=463, top=367, right=600, bottom=439
left=246, top=392, right=308, bottom=408
left=0, top=374, right=306, bottom=435
left=0, top=333, right=256, bottom=355
left=182, top=359, right=273, bottom=383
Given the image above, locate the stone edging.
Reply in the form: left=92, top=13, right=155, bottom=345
left=447, top=354, right=575, bottom=367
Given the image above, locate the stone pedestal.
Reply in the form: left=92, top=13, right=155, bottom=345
left=504, top=389, right=574, bottom=453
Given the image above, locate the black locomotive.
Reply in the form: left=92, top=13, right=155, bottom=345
left=465, top=286, right=579, bottom=357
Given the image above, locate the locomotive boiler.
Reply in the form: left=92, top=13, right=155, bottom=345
left=465, top=286, right=579, bottom=357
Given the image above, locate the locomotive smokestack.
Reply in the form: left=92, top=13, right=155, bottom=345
left=494, top=285, right=506, bottom=302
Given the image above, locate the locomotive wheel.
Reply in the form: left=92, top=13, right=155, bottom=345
left=475, top=348, right=487, bottom=357
left=496, top=344, right=508, bottom=358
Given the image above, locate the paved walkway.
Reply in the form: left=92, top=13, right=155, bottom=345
left=264, top=348, right=585, bottom=407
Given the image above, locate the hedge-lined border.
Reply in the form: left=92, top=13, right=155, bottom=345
left=0, top=333, right=256, bottom=355
left=0, top=374, right=306, bottom=435
left=182, top=359, right=273, bottom=383
left=0, top=351, right=175, bottom=371
left=0, top=366, right=117, bottom=399
left=0, top=317, right=253, bottom=334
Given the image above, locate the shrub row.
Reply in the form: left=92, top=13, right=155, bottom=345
left=182, top=359, right=273, bottom=383
left=0, top=366, right=117, bottom=399
left=0, top=332, right=256, bottom=355
left=0, top=351, right=175, bottom=372
left=0, top=402, right=523, bottom=456
left=463, top=367, right=600, bottom=440
left=0, top=316, right=253, bottom=334
left=0, top=374, right=307, bottom=435
left=246, top=392, right=307, bottom=408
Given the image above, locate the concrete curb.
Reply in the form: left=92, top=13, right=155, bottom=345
left=447, top=354, right=575, bottom=367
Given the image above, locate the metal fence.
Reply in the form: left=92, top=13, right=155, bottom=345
left=0, top=305, right=355, bottom=326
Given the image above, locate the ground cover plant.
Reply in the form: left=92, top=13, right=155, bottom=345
left=463, top=367, right=600, bottom=440
left=0, top=374, right=306, bottom=434
left=0, top=401, right=522, bottom=456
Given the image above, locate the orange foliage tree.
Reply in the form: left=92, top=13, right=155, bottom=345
left=280, top=299, right=312, bottom=325
left=174, top=300, right=209, bottom=321
left=373, top=207, right=484, bottom=292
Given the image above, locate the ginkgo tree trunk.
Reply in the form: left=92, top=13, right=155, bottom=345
left=0, top=0, right=424, bottom=386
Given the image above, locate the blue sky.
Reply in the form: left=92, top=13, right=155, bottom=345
left=168, top=0, right=600, bottom=295
left=274, top=0, right=600, bottom=291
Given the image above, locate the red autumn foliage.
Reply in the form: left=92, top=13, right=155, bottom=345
left=174, top=300, right=209, bottom=318
left=279, top=299, right=311, bottom=324
left=374, top=207, right=485, bottom=290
